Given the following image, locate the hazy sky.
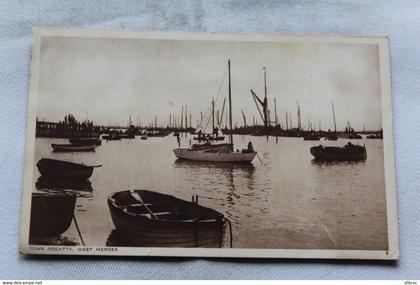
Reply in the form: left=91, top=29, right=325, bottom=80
left=37, top=36, right=382, bottom=131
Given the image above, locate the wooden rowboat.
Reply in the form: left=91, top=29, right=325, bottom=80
left=29, top=192, right=77, bottom=241
left=51, top=143, right=96, bottom=152
left=108, top=190, right=229, bottom=248
left=69, top=137, right=102, bottom=146
left=310, top=142, right=367, bottom=161
left=37, top=158, right=101, bottom=179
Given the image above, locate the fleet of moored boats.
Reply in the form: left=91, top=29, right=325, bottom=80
left=31, top=59, right=382, bottom=247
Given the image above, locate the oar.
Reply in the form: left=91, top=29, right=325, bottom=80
left=130, top=190, right=159, bottom=220
left=89, top=164, right=103, bottom=168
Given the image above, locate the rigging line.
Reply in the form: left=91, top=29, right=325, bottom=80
left=252, top=92, right=265, bottom=122
left=199, top=66, right=228, bottom=132
left=256, top=152, right=268, bottom=166
left=213, top=65, right=227, bottom=106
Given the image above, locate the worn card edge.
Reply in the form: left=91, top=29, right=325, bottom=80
left=19, top=27, right=399, bottom=260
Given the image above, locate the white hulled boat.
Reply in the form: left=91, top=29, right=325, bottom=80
left=173, top=60, right=257, bottom=163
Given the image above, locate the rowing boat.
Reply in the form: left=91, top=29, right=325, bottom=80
left=69, top=137, right=102, bottom=146
left=108, top=190, right=229, bottom=247
left=36, top=158, right=101, bottom=179
left=29, top=192, right=77, bottom=241
left=310, top=142, right=367, bottom=161
left=51, top=144, right=96, bottom=152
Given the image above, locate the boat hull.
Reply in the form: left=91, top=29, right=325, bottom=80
left=29, top=193, right=76, bottom=241
left=173, top=149, right=256, bottom=163
left=310, top=145, right=367, bottom=161
left=51, top=144, right=96, bottom=152
left=108, top=190, right=227, bottom=247
left=69, top=137, right=102, bottom=146
left=36, top=158, right=95, bottom=179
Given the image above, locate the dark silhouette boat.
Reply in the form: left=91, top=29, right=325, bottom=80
left=347, top=133, right=362, bottom=139
left=69, top=137, right=102, bottom=146
left=51, top=143, right=96, bottom=152
left=36, top=158, right=102, bottom=179
left=367, top=133, right=383, bottom=139
left=29, top=192, right=77, bottom=241
left=325, top=133, right=338, bottom=140
left=303, top=133, right=320, bottom=141
left=108, top=190, right=229, bottom=247
left=193, top=135, right=225, bottom=141
left=310, top=142, right=367, bottom=161
left=102, top=133, right=121, bottom=140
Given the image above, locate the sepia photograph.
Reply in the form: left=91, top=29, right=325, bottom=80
left=19, top=28, right=398, bottom=259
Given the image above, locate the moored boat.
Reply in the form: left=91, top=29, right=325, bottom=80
left=173, top=60, right=257, bottom=163
left=108, top=190, right=229, bottom=247
left=303, top=133, right=320, bottom=141
left=102, top=133, right=121, bottom=140
left=36, top=158, right=101, bottom=179
left=174, top=144, right=256, bottom=163
left=310, top=142, right=367, bottom=161
left=51, top=143, right=96, bottom=152
left=29, top=192, right=77, bottom=241
left=367, top=133, right=383, bottom=139
left=69, top=137, right=102, bottom=146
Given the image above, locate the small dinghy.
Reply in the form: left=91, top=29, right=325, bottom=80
left=310, top=142, right=367, bottom=161
left=108, top=190, right=230, bottom=248
left=69, top=137, right=102, bottom=146
left=52, top=143, right=96, bottom=152
left=37, top=158, right=102, bottom=179
left=29, top=192, right=77, bottom=241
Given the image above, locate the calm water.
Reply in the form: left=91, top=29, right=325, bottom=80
left=32, top=134, right=388, bottom=250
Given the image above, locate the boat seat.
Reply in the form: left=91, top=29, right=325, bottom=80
left=129, top=203, right=153, bottom=207
left=138, top=212, right=172, bottom=219
left=146, top=212, right=172, bottom=216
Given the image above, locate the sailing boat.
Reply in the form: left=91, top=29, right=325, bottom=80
left=193, top=98, right=225, bottom=141
left=326, top=102, right=338, bottom=141
left=173, top=60, right=257, bottom=163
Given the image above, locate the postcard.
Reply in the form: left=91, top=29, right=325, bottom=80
left=20, top=28, right=398, bottom=259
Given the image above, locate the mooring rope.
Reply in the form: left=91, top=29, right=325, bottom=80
left=73, top=213, right=85, bottom=246
left=225, top=218, right=233, bottom=248
left=256, top=152, right=268, bottom=166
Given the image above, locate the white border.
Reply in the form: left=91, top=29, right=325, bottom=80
left=19, top=28, right=399, bottom=260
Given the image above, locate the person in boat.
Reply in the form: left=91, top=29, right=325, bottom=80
left=242, top=142, right=255, bottom=153
left=176, top=133, right=181, bottom=147
left=248, top=142, right=254, bottom=152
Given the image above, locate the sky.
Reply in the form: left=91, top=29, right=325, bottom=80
left=37, top=35, right=383, bottom=131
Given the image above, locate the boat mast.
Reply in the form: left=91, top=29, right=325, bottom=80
left=274, top=98, right=278, bottom=126
left=212, top=97, right=215, bottom=134
left=264, top=67, right=268, bottom=127
left=332, top=101, right=337, bottom=133
left=228, top=60, right=233, bottom=148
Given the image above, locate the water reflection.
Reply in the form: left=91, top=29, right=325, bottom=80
left=36, top=176, right=93, bottom=192
left=310, top=159, right=366, bottom=167
left=174, top=159, right=256, bottom=173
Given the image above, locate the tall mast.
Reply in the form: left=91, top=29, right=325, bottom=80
left=332, top=101, right=337, bottom=132
left=274, top=98, right=278, bottom=126
left=212, top=98, right=215, bottom=133
left=185, top=105, right=188, bottom=130
left=181, top=106, right=184, bottom=129
left=228, top=60, right=233, bottom=147
left=263, top=67, right=268, bottom=127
